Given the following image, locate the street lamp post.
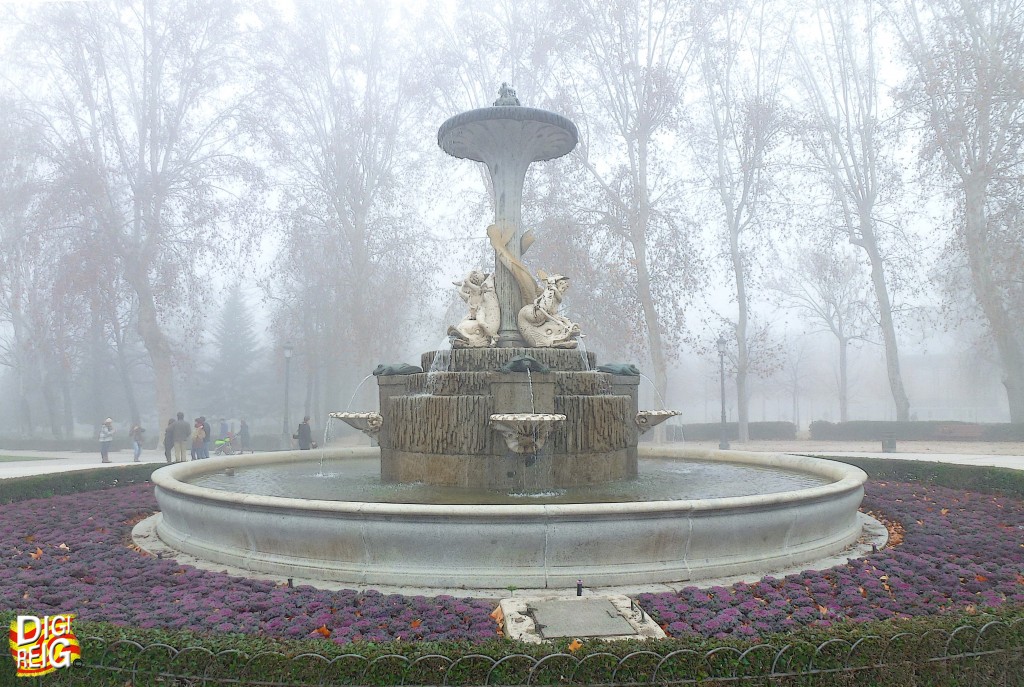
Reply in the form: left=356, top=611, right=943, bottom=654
left=283, top=341, right=294, bottom=448
left=717, top=336, right=729, bottom=450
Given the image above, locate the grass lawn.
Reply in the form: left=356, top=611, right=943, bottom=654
left=0, top=454, right=63, bottom=462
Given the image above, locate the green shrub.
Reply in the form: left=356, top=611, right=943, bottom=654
left=0, top=607, right=1020, bottom=686
left=0, top=464, right=156, bottom=505
left=809, top=420, right=1024, bottom=441
left=823, top=456, right=1024, bottom=498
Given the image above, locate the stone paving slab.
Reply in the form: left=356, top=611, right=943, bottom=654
left=531, top=599, right=637, bottom=638
left=499, top=595, right=666, bottom=643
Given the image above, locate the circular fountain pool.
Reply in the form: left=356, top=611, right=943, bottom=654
left=151, top=446, right=866, bottom=589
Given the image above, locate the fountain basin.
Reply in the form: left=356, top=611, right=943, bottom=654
left=330, top=411, right=383, bottom=440
left=489, top=413, right=566, bottom=453
left=635, top=410, right=681, bottom=433
left=152, top=446, right=866, bottom=589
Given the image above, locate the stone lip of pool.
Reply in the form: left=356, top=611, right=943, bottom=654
left=151, top=447, right=867, bottom=588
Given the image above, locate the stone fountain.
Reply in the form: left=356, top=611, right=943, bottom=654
left=147, top=86, right=868, bottom=591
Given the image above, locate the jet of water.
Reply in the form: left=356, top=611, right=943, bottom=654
left=577, top=336, right=591, bottom=371
left=638, top=373, right=668, bottom=409
left=526, top=368, right=535, bottom=413
left=426, top=336, right=454, bottom=394
left=345, top=374, right=374, bottom=411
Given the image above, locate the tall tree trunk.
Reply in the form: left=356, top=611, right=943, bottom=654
left=42, top=370, right=62, bottom=438
left=838, top=337, right=849, bottom=423
left=730, top=229, right=750, bottom=441
left=114, top=338, right=140, bottom=425
left=859, top=213, right=910, bottom=421
left=60, top=368, right=74, bottom=438
left=963, top=178, right=1024, bottom=421
left=133, top=279, right=176, bottom=430
left=632, top=237, right=669, bottom=413
left=90, top=300, right=106, bottom=435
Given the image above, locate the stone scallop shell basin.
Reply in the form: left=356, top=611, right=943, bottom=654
left=151, top=446, right=866, bottom=589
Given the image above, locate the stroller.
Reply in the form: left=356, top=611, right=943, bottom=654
left=213, top=434, right=238, bottom=456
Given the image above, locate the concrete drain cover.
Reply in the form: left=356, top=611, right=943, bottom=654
left=499, top=595, right=666, bottom=643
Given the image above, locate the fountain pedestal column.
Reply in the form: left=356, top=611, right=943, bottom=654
left=438, top=87, right=578, bottom=347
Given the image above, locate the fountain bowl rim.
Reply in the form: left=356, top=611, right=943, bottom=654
left=437, top=106, right=579, bottom=162
left=151, top=446, right=867, bottom=517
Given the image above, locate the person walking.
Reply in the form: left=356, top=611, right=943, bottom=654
left=294, top=416, right=312, bottom=450
left=200, top=416, right=212, bottom=460
left=238, top=419, right=251, bottom=453
left=191, top=418, right=206, bottom=461
left=129, top=423, right=146, bottom=462
left=172, top=412, right=191, bottom=462
left=162, top=418, right=175, bottom=463
left=99, top=418, right=114, bottom=463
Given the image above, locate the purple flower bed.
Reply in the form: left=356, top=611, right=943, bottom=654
left=1, top=480, right=1021, bottom=643
left=0, top=486, right=496, bottom=642
left=640, top=480, right=1024, bottom=639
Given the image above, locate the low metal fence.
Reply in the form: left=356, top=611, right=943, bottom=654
left=27, top=618, right=1024, bottom=686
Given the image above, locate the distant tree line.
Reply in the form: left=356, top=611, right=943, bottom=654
left=0, top=0, right=1020, bottom=437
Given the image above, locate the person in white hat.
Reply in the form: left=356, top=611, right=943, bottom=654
left=99, top=418, right=114, bottom=463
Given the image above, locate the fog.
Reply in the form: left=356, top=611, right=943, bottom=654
left=0, top=0, right=1021, bottom=443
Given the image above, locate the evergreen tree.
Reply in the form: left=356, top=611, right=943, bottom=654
left=198, top=286, right=264, bottom=420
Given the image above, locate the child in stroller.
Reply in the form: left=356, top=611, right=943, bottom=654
left=214, top=432, right=238, bottom=455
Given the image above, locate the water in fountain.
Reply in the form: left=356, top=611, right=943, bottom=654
left=191, top=456, right=829, bottom=504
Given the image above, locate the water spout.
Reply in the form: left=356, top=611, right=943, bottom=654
left=635, top=410, right=681, bottom=434
left=330, top=412, right=383, bottom=442
left=490, top=413, right=565, bottom=454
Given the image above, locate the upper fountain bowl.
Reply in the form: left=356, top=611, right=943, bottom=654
left=437, top=106, right=579, bottom=163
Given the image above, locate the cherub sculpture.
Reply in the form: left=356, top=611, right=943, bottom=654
left=517, top=271, right=581, bottom=348
left=448, top=270, right=500, bottom=348
left=484, top=222, right=582, bottom=349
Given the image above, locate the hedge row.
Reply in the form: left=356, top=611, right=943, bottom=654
left=1, top=607, right=1021, bottom=686
left=809, top=420, right=1024, bottom=441
left=667, top=421, right=797, bottom=441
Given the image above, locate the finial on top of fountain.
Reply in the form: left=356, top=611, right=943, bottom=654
left=493, top=82, right=521, bottom=106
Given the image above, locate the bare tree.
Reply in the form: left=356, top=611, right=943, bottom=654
left=791, top=0, right=912, bottom=421
left=0, top=96, right=86, bottom=437
left=254, top=0, right=434, bottom=418
left=692, top=0, right=790, bottom=440
left=770, top=246, right=874, bottom=421
left=892, top=0, right=1024, bottom=421
left=15, top=0, right=253, bottom=427
left=554, top=0, right=701, bottom=405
